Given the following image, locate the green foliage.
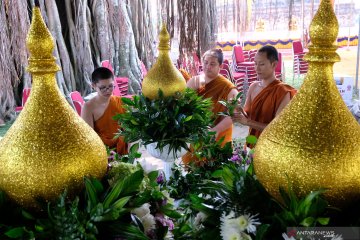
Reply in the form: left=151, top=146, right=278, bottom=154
left=166, top=133, right=233, bottom=200
left=114, top=89, right=213, bottom=154
left=218, top=92, right=243, bottom=117
left=0, top=170, right=150, bottom=239
left=273, top=185, right=330, bottom=228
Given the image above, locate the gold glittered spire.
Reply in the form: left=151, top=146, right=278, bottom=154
left=141, top=22, right=186, bottom=99
left=26, top=6, right=60, bottom=73
left=0, top=5, right=107, bottom=208
left=253, top=0, right=360, bottom=207
left=158, top=22, right=171, bottom=51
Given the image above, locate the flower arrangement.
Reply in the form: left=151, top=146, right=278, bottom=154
left=114, top=89, right=213, bottom=155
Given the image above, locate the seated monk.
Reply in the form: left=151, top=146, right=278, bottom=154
left=182, top=48, right=238, bottom=164
left=81, top=67, right=128, bottom=155
left=233, top=45, right=297, bottom=140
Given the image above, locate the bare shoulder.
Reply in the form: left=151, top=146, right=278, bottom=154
left=248, top=81, right=261, bottom=92
left=82, top=98, right=95, bottom=112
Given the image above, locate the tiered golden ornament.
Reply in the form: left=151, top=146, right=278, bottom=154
left=254, top=0, right=360, bottom=207
left=0, top=6, right=107, bottom=208
left=141, top=23, right=186, bottom=99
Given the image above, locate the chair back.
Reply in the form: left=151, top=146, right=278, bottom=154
left=233, top=45, right=245, bottom=63
left=116, top=77, right=129, bottom=96
left=112, top=82, right=122, bottom=96
left=22, top=88, right=31, bottom=107
left=219, top=69, right=231, bottom=80
left=101, top=60, right=114, bottom=74
left=275, top=52, right=282, bottom=73
left=73, top=101, right=83, bottom=116
left=292, top=40, right=304, bottom=54
left=70, top=91, right=85, bottom=105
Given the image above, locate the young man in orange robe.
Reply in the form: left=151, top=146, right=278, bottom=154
left=233, top=45, right=296, bottom=139
left=183, top=49, right=238, bottom=164
left=81, top=67, right=127, bottom=155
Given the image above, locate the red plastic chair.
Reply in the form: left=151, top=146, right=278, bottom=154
left=292, top=40, right=308, bottom=78
left=101, top=60, right=114, bottom=74
left=116, top=77, right=129, bottom=96
left=15, top=88, right=31, bottom=114
left=70, top=91, right=85, bottom=115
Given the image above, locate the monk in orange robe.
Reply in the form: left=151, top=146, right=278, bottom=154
left=82, top=67, right=128, bottom=155
left=183, top=49, right=238, bottom=164
left=233, top=46, right=296, bottom=140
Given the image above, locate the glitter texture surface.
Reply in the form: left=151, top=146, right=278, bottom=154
left=141, top=23, right=186, bottom=99
left=253, top=0, right=360, bottom=207
left=0, top=8, right=107, bottom=208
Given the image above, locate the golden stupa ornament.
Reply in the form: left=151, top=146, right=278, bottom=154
left=141, top=23, right=186, bottom=99
left=0, top=5, right=107, bottom=208
left=254, top=0, right=360, bottom=207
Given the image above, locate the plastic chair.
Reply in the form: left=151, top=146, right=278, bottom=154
left=292, top=40, right=308, bottom=78
left=101, top=60, right=114, bottom=74
left=69, top=91, right=85, bottom=115
left=15, top=88, right=31, bottom=114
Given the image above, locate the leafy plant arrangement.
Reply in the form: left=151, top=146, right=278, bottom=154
left=114, top=89, right=213, bottom=154
left=0, top=158, right=180, bottom=240
left=166, top=132, right=233, bottom=200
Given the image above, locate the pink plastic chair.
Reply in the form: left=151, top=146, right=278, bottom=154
left=101, top=60, right=114, bottom=74
left=70, top=91, right=85, bottom=115
left=292, top=40, right=308, bottom=78
left=116, top=77, right=129, bottom=96
left=15, top=88, right=31, bottom=113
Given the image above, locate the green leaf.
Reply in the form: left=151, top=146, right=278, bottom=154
left=121, top=97, right=135, bottom=106
left=221, top=166, right=234, bottom=190
left=22, top=210, right=35, bottom=220
left=111, top=196, right=131, bottom=210
left=246, top=135, right=257, bottom=145
left=5, top=227, right=25, bottom=238
left=317, top=217, right=330, bottom=225
left=84, top=177, right=99, bottom=207
left=300, top=217, right=315, bottom=227
left=211, top=169, right=223, bottom=178
left=184, top=115, right=192, bottom=122
left=255, top=224, right=270, bottom=240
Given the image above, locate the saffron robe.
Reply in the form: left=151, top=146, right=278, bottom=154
left=94, top=96, right=128, bottom=155
left=245, top=80, right=297, bottom=139
left=182, top=75, right=236, bottom=164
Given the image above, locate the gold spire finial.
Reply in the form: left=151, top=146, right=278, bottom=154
left=253, top=0, right=360, bottom=207
left=26, top=6, right=60, bottom=73
left=305, top=0, right=340, bottom=63
left=141, top=23, right=186, bottom=99
left=158, top=22, right=171, bottom=51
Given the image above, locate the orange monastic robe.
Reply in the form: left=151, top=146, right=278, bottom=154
left=182, top=75, right=236, bottom=164
left=245, top=79, right=297, bottom=139
left=94, top=96, right=128, bottom=155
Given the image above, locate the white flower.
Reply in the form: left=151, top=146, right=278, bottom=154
left=227, top=213, right=260, bottom=233
left=141, top=213, right=156, bottom=232
left=162, top=190, right=175, bottom=205
left=194, top=212, right=207, bottom=228
left=131, top=203, right=151, bottom=218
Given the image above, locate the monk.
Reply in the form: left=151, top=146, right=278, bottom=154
left=183, top=49, right=238, bottom=164
left=233, top=45, right=296, bottom=139
left=81, top=67, right=127, bottom=155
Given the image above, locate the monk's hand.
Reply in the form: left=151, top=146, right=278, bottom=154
left=232, top=112, right=249, bottom=126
